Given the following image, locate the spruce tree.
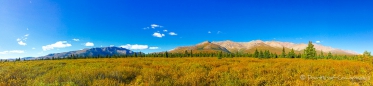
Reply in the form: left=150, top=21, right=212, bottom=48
left=165, top=51, right=169, bottom=58
left=303, top=41, right=317, bottom=59
left=184, top=50, right=188, bottom=57
left=288, top=48, right=295, bottom=58
left=190, top=50, right=193, bottom=57
left=254, top=49, right=259, bottom=58
left=327, top=52, right=333, bottom=59
left=281, top=47, right=286, bottom=58
left=218, top=51, right=222, bottom=59
left=320, top=50, right=324, bottom=59
left=259, top=50, right=264, bottom=58
left=363, top=50, right=371, bottom=57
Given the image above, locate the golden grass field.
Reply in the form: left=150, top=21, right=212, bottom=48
left=0, top=57, right=372, bottom=86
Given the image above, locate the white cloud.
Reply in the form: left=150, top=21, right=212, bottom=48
left=32, top=47, right=35, bottom=49
left=151, top=24, right=160, bottom=29
left=0, top=50, right=25, bottom=54
left=72, top=39, right=80, bottom=41
left=17, top=34, right=29, bottom=46
left=163, top=30, right=168, bottom=32
left=120, top=44, right=148, bottom=50
left=42, top=41, right=72, bottom=51
left=27, top=28, right=29, bottom=30
left=85, top=42, right=94, bottom=47
left=208, top=31, right=211, bottom=33
left=316, top=41, right=321, bottom=43
left=169, top=32, right=177, bottom=36
left=110, top=45, right=115, bottom=47
left=18, top=41, right=27, bottom=46
left=149, top=47, right=159, bottom=50
left=153, top=32, right=165, bottom=38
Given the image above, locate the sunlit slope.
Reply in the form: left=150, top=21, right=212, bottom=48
left=170, top=41, right=231, bottom=54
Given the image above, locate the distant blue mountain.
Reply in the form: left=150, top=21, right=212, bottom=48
left=37, top=47, right=133, bottom=59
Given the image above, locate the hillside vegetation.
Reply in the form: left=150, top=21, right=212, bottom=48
left=1, top=57, right=372, bottom=86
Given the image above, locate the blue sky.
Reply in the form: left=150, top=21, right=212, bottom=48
left=1, top=0, right=372, bottom=59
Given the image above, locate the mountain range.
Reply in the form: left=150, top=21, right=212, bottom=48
left=35, top=47, right=133, bottom=59
left=24, top=40, right=358, bottom=60
left=170, top=40, right=358, bottom=55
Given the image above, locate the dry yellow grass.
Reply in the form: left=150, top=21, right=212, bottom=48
left=0, top=57, right=372, bottom=86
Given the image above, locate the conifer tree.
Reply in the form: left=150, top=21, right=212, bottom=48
left=327, top=52, right=333, bottom=59
left=184, top=50, right=188, bottom=57
left=165, top=51, right=169, bottom=58
left=297, top=53, right=301, bottom=58
left=264, top=50, right=270, bottom=58
left=281, top=47, right=286, bottom=58
left=320, top=50, right=324, bottom=59
left=363, top=50, right=371, bottom=57
left=254, top=49, right=259, bottom=58
left=218, top=51, right=222, bottom=59
left=288, top=48, right=295, bottom=58
left=190, top=50, right=193, bottom=57
left=259, top=50, right=264, bottom=58
left=303, top=41, right=317, bottom=59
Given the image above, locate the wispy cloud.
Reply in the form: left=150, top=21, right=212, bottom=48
left=153, top=32, right=165, bottom=38
left=151, top=24, right=161, bottom=29
left=32, top=48, right=36, bottom=49
left=316, top=41, right=321, bottom=43
left=17, top=34, right=29, bottom=46
left=149, top=47, right=159, bottom=50
left=110, top=45, right=115, bottom=47
left=163, top=30, right=168, bottom=32
left=208, top=31, right=211, bottom=34
left=0, top=50, right=25, bottom=54
left=144, top=24, right=163, bottom=30
left=18, top=41, right=27, bottom=46
left=72, top=38, right=80, bottom=41
left=169, top=32, right=177, bottom=36
left=217, top=31, right=221, bottom=34
left=85, top=42, right=94, bottom=47
left=42, top=41, right=72, bottom=51
left=143, top=27, right=150, bottom=30
left=120, top=44, right=148, bottom=50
